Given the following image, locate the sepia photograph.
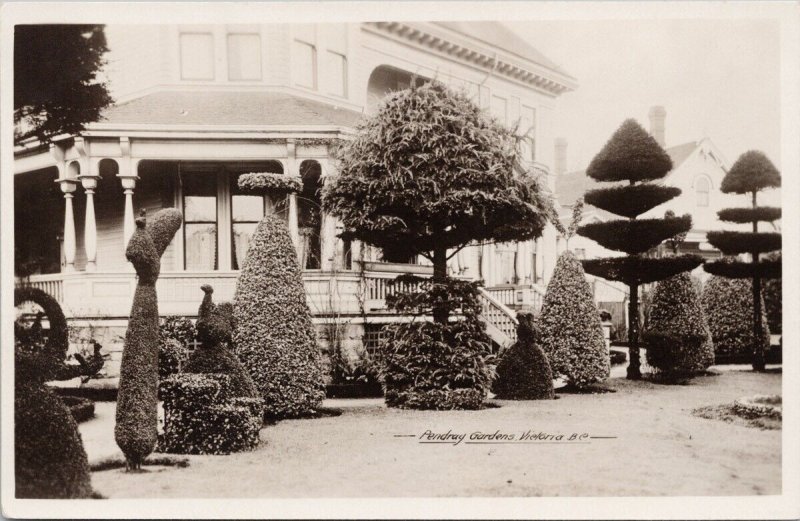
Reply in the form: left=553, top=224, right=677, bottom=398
left=1, top=1, right=798, bottom=519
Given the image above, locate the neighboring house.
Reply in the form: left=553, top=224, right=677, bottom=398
left=14, top=22, right=576, bottom=378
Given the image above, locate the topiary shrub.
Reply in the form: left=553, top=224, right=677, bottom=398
left=158, top=374, right=262, bottom=455
left=62, top=395, right=96, bottom=423
left=701, top=274, right=770, bottom=363
left=184, top=285, right=259, bottom=399
left=492, top=312, right=554, bottom=400
left=115, top=208, right=182, bottom=470
left=381, top=277, right=494, bottom=410
left=158, top=315, right=195, bottom=379
left=644, top=273, right=715, bottom=379
left=539, top=251, right=609, bottom=388
left=762, top=252, right=782, bottom=335
left=233, top=212, right=324, bottom=419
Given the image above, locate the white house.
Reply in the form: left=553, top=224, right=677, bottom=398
left=14, top=22, right=576, bottom=378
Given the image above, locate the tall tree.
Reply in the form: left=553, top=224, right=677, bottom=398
left=577, top=119, right=704, bottom=379
left=14, top=25, right=112, bottom=145
left=323, top=81, right=554, bottom=325
left=704, top=151, right=781, bottom=371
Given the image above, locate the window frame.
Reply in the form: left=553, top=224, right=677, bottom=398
left=325, top=49, right=348, bottom=98
left=226, top=32, right=263, bottom=81
left=293, top=39, right=318, bottom=90
left=179, top=32, right=215, bottom=81
left=182, top=171, right=219, bottom=271
left=696, top=176, right=711, bottom=207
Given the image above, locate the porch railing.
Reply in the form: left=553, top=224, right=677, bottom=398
left=483, top=283, right=545, bottom=313
left=476, top=287, right=518, bottom=348
left=15, top=274, right=65, bottom=303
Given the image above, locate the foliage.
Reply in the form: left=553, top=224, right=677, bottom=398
left=663, top=210, right=688, bottom=254
left=237, top=173, right=302, bottom=194
left=701, top=275, right=770, bottom=362
left=719, top=151, right=781, bottom=194
left=115, top=209, right=181, bottom=470
left=159, top=374, right=263, bottom=455
left=585, top=185, right=682, bottom=219
left=233, top=214, right=325, bottom=418
left=585, top=119, right=673, bottom=183
left=582, top=255, right=704, bottom=287
left=185, top=285, right=259, bottom=399
left=158, top=338, right=188, bottom=380
left=14, top=25, right=113, bottom=144
left=644, top=274, right=714, bottom=378
left=577, top=214, right=692, bottom=255
left=381, top=277, right=493, bottom=410
left=538, top=252, right=609, bottom=387
left=704, top=258, right=781, bottom=279
left=62, top=396, right=96, bottom=424
left=492, top=313, right=554, bottom=400
left=718, top=207, right=781, bottom=224
left=705, top=231, right=781, bottom=256
left=763, top=253, right=782, bottom=335
left=160, top=316, right=197, bottom=348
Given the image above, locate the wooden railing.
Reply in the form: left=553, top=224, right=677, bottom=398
left=483, top=283, right=546, bottom=313
left=476, top=287, right=518, bottom=348
left=15, top=274, right=64, bottom=303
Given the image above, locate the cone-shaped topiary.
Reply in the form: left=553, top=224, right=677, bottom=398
left=184, top=285, right=259, bottom=399
left=705, top=150, right=781, bottom=371
left=643, top=273, right=715, bottom=379
left=115, top=208, right=182, bottom=470
left=577, top=119, right=703, bottom=379
left=233, top=212, right=324, bottom=418
left=701, top=274, right=770, bottom=363
left=492, top=312, right=554, bottom=400
left=539, top=252, right=609, bottom=388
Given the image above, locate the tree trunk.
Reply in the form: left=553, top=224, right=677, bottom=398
left=432, top=246, right=449, bottom=325
left=627, top=282, right=641, bottom=380
left=751, top=191, right=766, bottom=372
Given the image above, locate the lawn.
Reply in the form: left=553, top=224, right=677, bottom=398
left=84, top=369, right=781, bottom=498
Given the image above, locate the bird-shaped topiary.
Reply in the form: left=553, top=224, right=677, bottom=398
left=492, top=312, right=555, bottom=400
left=115, top=208, right=182, bottom=471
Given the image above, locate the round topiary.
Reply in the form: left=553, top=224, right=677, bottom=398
left=184, top=285, right=259, bottom=399
left=233, top=213, right=324, bottom=418
left=492, top=312, right=554, bottom=400
left=644, top=273, right=715, bottom=378
left=701, top=275, right=770, bottom=363
left=539, top=251, right=609, bottom=388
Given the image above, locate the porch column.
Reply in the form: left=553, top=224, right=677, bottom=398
left=285, top=140, right=301, bottom=255
left=78, top=172, right=101, bottom=272
left=118, top=138, right=140, bottom=252
left=56, top=178, right=78, bottom=273
left=320, top=212, right=338, bottom=271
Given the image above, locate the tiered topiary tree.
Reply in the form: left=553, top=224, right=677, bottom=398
left=701, top=273, right=770, bottom=363
left=492, top=312, right=554, bottom=400
left=643, top=273, right=715, bottom=380
left=322, top=81, right=553, bottom=409
left=233, top=173, right=325, bottom=418
left=538, top=251, right=609, bottom=389
left=14, top=287, right=104, bottom=498
left=577, top=119, right=704, bottom=379
left=704, top=151, right=781, bottom=371
left=115, top=208, right=182, bottom=471
left=184, top=285, right=259, bottom=399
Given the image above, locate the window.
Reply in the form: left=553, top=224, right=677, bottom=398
left=520, top=105, right=536, bottom=161
left=230, top=173, right=265, bottom=270
left=183, top=173, right=218, bottom=270
left=496, top=247, right=517, bottom=285
left=325, top=50, right=347, bottom=97
left=491, top=95, right=508, bottom=126
left=293, top=40, right=316, bottom=89
left=228, top=33, right=262, bottom=80
left=180, top=33, right=214, bottom=80
left=696, top=177, right=710, bottom=207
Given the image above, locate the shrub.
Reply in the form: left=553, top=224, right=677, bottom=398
left=492, top=312, right=554, bottom=400
left=644, top=273, right=715, bottom=378
left=539, top=252, right=609, bottom=388
left=184, top=285, right=259, bottom=399
left=158, top=374, right=262, bottom=455
left=233, top=213, right=325, bottom=418
left=763, top=252, right=782, bottom=335
left=701, top=275, right=770, bottom=363
left=115, top=209, right=182, bottom=470
left=62, top=395, right=95, bottom=423
left=158, top=338, right=188, bottom=380
left=160, top=315, right=197, bottom=347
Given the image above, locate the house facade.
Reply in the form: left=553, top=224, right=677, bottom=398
left=14, top=22, right=576, bottom=379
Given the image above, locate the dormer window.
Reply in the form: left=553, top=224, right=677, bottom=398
left=696, top=176, right=710, bottom=207
left=180, top=33, right=214, bottom=80
left=227, top=33, right=262, bottom=81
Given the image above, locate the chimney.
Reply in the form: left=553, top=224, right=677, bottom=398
left=554, top=138, right=567, bottom=176
left=648, top=105, right=666, bottom=148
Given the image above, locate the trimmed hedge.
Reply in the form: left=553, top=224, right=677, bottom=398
left=577, top=215, right=692, bottom=255
left=238, top=172, right=302, bottom=194
left=492, top=312, right=554, bottom=400
left=539, top=252, right=609, bottom=388
left=701, top=275, right=770, bottom=363
left=184, top=285, right=259, bottom=399
left=585, top=185, right=682, bottom=219
left=582, top=255, right=705, bottom=285
left=644, top=273, right=715, bottom=378
left=62, top=395, right=96, bottom=423
left=763, top=253, right=782, bottom=334
left=720, top=150, right=781, bottom=194
left=704, top=258, right=781, bottom=280
left=158, top=316, right=195, bottom=379
left=718, top=207, right=781, bottom=224
left=15, top=382, right=93, bottom=498
left=233, top=213, right=325, bottom=418
left=586, top=119, right=673, bottom=183
left=115, top=209, right=182, bottom=470
left=705, top=231, right=781, bottom=256
left=158, top=374, right=263, bottom=455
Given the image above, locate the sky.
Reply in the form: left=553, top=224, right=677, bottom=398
left=508, top=18, right=782, bottom=173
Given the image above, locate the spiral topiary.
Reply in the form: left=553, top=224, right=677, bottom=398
left=115, top=208, right=182, bottom=470
left=492, top=312, right=554, bottom=400
left=643, top=273, right=715, bottom=379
